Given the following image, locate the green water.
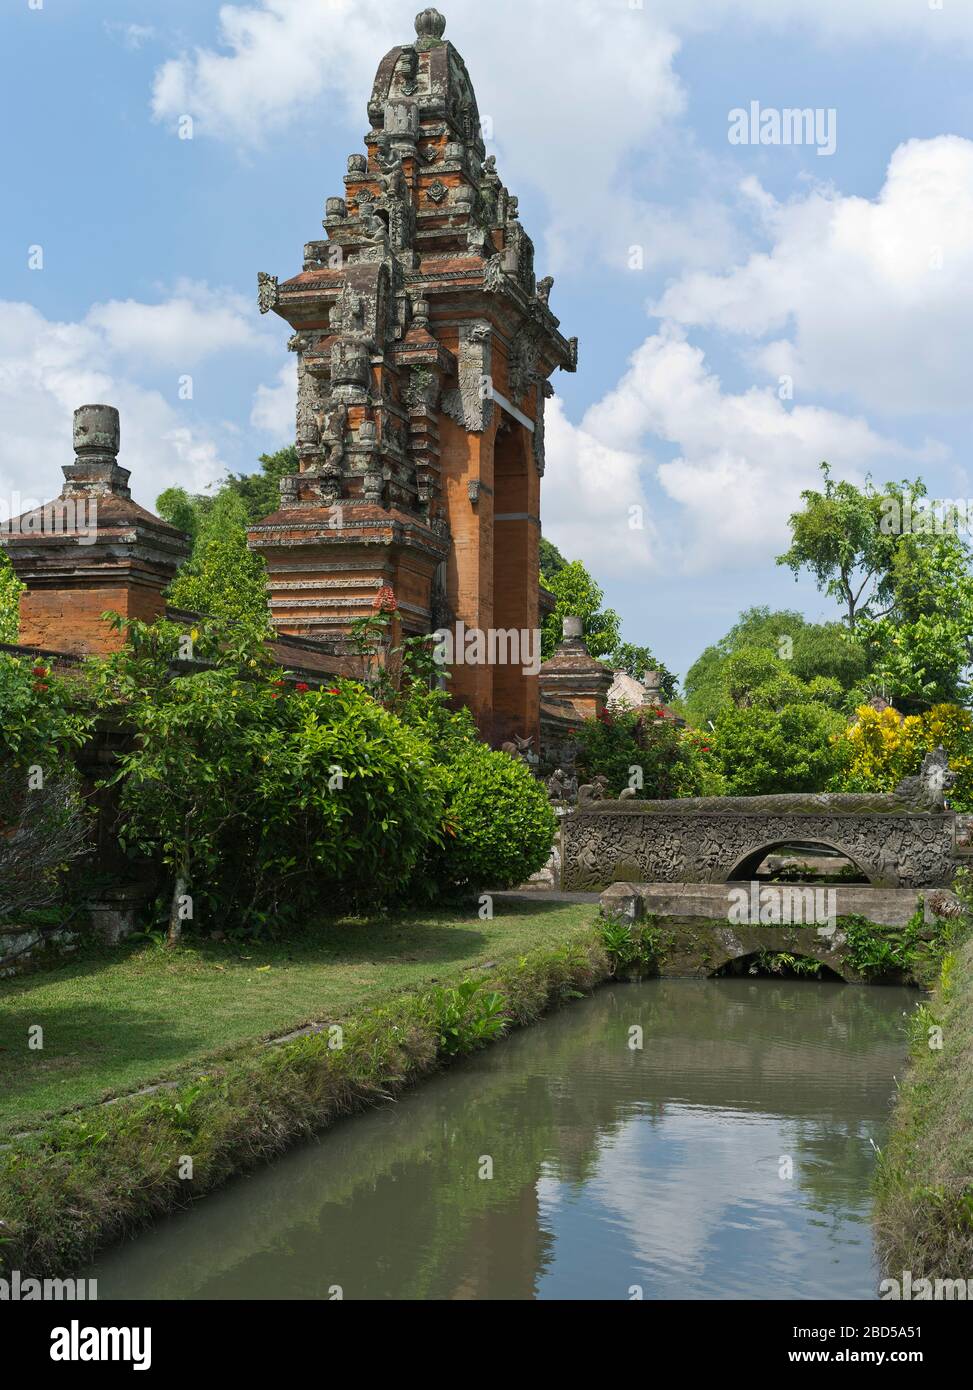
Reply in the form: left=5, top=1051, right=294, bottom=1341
left=89, top=979, right=915, bottom=1301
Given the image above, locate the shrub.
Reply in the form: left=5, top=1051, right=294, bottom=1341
left=428, top=979, right=509, bottom=1056
left=0, top=651, right=92, bottom=771
left=571, top=708, right=723, bottom=799
left=96, top=618, right=446, bottom=934
left=0, top=551, right=23, bottom=644
left=840, top=910, right=950, bottom=985
left=597, top=915, right=662, bottom=978
left=0, top=772, right=91, bottom=921
left=713, top=700, right=848, bottom=795
left=433, top=743, right=557, bottom=892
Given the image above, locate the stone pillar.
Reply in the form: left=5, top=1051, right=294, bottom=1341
left=1, top=405, right=190, bottom=655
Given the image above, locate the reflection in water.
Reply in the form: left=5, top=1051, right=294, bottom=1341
left=89, top=979, right=914, bottom=1301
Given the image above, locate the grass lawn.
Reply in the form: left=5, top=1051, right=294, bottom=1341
left=0, top=899, right=596, bottom=1135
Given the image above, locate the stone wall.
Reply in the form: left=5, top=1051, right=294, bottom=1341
left=0, top=920, right=83, bottom=979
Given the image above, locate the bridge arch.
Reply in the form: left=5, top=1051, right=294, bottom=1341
left=725, top=838, right=875, bottom=885
left=708, top=949, right=851, bottom=983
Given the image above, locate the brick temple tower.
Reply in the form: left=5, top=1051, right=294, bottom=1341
left=248, top=7, right=577, bottom=744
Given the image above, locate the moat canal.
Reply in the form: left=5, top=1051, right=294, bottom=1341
left=89, top=978, right=915, bottom=1300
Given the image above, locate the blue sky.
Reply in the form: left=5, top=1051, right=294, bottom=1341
left=3, top=0, right=973, bottom=681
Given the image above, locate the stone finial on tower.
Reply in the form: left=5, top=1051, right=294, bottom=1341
left=415, top=8, right=447, bottom=46
left=62, top=404, right=132, bottom=500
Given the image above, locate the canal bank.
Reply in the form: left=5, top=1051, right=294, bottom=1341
left=875, top=929, right=973, bottom=1281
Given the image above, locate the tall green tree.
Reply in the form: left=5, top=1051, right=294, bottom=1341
left=539, top=558, right=621, bottom=661
left=704, top=646, right=849, bottom=794
left=164, top=490, right=271, bottom=638
left=683, top=606, right=867, bottom=727
left=778, top=465, right=973, bottom=709
left=776, top=463, right=907, bottom=630
left=226, top=446, right=297, bottom=523
left=539, top=536, right=569, bottom=584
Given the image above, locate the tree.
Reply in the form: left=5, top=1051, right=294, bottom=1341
left=0, top=551, right=23, bottom=644
left=155, top=486, right=213, bottom=543
left=94, top=617, right=447, bottom=936
left=156, top=447, right=298, bottom=560
left=225, top=446, right=297, bottom=523
left=539, top=536, right=568, bottom=584
left=165, top=490, right=271, bottom=638
left=683, top=606, right=867, bottom=727
left=0, top=651, right=94, bottom=919
left=539, top=558, right=621, bottom=661
left=855, top=527, right=973, bottom=710
left=714, top=700, right=848, bottom=796
left=776, top=463, right=902, bottom=631
left=777, top=465, right=973, bottom=708
left=609, top=642, right=678, bottom=702
left=696, top=644, right=851, bottom=795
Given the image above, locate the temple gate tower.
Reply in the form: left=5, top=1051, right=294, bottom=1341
left=248, top=6, right=577, bottom=744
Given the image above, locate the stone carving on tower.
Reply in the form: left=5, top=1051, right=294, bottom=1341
left=248, top=8, right=577, bottom=743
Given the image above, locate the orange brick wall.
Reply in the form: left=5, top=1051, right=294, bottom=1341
left=19, top=584, right=167, bottom=656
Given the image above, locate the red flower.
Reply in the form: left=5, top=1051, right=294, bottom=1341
left=33, top=664, right=47, bottom=678
left=327, top=687, right=340, bottom=695
left=372, top=585, right=398, bottom=613
left=295, top=682, right=310, bottom=693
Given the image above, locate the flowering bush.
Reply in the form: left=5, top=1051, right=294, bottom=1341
left=571, top=707, right=724, bottom=799
left=834, top=703, right=973, bottom=810
left=0, top=652, right=92, bottom=773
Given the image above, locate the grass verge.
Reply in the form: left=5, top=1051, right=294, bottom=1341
left=0, top=900, right=594, bottom=1134
left=874, top=932, right=973, bottom=1280
left=0, top=914, right=623, bottom=1280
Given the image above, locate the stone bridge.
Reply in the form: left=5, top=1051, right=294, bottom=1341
left=598, top=882, right=957, bottom=982
left=561, top=796, right=972, bottom=893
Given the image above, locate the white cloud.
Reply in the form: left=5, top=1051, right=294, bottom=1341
left=147, top=0, right=973, bottom=275
left=541, top=396, right=660, bottom=579
left=550, top=326, right=920, bottom=575
left=86, top=279, right=263, bottom=368
left=150, top=0, right=381, bottom=146
left=655, top=137, right=973, bottom=415
left=251, top=361, right=295, bottom=439
left=676, top=0, right=973, bottom=45
left=105, top=22, right=157, bottom=51
left=0, top=301, right=229, bottom=514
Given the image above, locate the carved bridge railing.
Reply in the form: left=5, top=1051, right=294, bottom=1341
left=561, top=800, right=973, bottom=893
